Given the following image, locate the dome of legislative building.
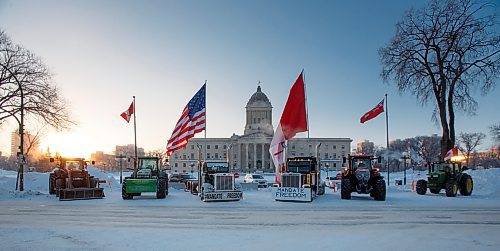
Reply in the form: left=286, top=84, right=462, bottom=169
left=246, top=86, right=272, bottom=108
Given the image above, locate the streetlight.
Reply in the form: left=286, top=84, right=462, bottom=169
left=190, top=162, right=194, bottom=174
left=401, top=152, right=410, bottom=186
left=325, top=163, right=330, bottom=178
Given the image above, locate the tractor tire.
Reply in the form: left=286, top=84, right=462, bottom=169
left=459, top=174, right=473, bottom=196
left=341, top=178, right=351, bottom=200
left=416, top=180, right=427, bottom=195
left=156, top=178, right=167, bottom=199
left=429, top=188, right=441, bottom=194
left=317, top=184, right=325, bottom=195
left=49, top=173, right=56, bottom=195
left=122, top=180, right=133, bottom=200
left=445, top=180, right=458, bottom=197
left=373, top=179, right=386, bottom=201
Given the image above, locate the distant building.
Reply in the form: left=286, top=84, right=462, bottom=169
left=168, top=86, right=352, bottom=173
left=357, top=140, right=375, bottom=155
left=115, top=144, right=145, bottom=158
left=90, top=151, right=117, bottom=171
left=10, top=131, right=41, bottom=159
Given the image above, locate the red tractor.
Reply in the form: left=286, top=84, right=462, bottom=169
left=48, top=157, right=104, bottom=201
left=340, top=155, right=386, bottom=201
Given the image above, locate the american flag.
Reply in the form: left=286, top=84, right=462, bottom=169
left=166, top=84, right=206, bottom=156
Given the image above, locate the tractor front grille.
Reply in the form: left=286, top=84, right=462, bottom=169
left=282, top=174, right=301, bottom=188
left=215, top=175, right=234, bottom=191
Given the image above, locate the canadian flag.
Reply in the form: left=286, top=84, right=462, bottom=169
left=444, top=146, right=459, bottom=161
left=269, top=71, right=308, bottom=183
left=120, top=102, right=134, bottom=123
left=360, top=99, right=384, bottom=123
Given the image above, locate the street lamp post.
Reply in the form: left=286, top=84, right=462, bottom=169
left=402, top=152, right=410, bottom=186
left=325, top=163, right=330, bottom=178
left=190, top=162, right=194, bottom=174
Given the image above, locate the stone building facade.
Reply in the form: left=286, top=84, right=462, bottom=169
left=168, top=86, right=352, bottom=173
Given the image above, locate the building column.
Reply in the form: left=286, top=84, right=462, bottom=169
left=261, top=143, right=265, bottom=170
left=245, top=143, right=249, bottom=170
left=254, top=143, right=257, bottom=170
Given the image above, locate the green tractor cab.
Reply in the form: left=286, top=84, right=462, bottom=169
left=416, top=162, right=473, bottom=197
left=122, top=157, right=168, bottom=200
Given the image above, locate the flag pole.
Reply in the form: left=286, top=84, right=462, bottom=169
left=302, top=69, right=311, bottom=156
left=204, top=80, right=207, bottom=162
left=133, top=95, right=138, bottom=175
left=385, top=93, right=390, bottom=187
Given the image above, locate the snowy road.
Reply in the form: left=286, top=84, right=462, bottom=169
left=1, top=190, right=500, bottom=251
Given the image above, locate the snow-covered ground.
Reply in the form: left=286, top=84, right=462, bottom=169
left=1, top=167, right=499, bottom=250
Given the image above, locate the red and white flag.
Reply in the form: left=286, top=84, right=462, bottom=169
left=166, top=84, right=206, bottom=156
left=360, top=99, right=384, bottom=123
left=269, top=71, right=308, bottom=183
left=444, top=146, right=459, bottom=161
left=120, top=101, right=134, bottom=123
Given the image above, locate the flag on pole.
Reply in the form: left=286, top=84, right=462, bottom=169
left=360, top=99, right=384, bottom=123
left=269, top=71, right=308, bottom=183
left=166, top=84, right=206, bottom=156
left=120, top=101, right=134, bottom=123
left=444, top=146, right=459, bottom=161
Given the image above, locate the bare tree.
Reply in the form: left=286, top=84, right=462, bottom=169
left=0, top=29, right=75, bottom=129
left=380, top=0, right=500, bottom=159
left=490, top=123, right=500, bottom=147
left=458, top=132, right=486, bottom=167
left=407, top=135, right=441, bottom=168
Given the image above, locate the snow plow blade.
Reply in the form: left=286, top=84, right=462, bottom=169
left=58, top=188, right=105, bottom=201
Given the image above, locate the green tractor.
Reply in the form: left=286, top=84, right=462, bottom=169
left=122, top=157, right=168, bottom=200
left=416, top=161, right=473, bottom=197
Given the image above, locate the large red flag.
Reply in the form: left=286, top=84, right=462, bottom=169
left=360, top=99, right=384, bottom=123
left=270, top=71, right=308, bottom=183
left=280, top=72, right=308, bottom=139
left=120, top=101, right=134, bottom=123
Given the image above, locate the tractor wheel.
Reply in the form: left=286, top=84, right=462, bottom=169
left=49, top=173, right=56, bottom=195
left=445, top=180, right=458, bottom=197
left=317, top=184, right=325, bottom=195
left=122, top=180, right=133, bottom=200
left=165, top=179, right=169, bottom=196
left=429, top=188, right=441, bottom=194
left=341, top=178, right=351, bottom=200
left=156, top=178, right=167, bottom=199
left=459, top=174, right=473, bottom=196
left=373, top=179, right=386, bottom=201
left=416, top=180, right=427, bottom=195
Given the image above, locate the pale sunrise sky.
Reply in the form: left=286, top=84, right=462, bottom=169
left=0, top=0, right=498, bottom=157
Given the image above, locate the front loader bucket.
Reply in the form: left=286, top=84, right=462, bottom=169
left=58, top=188, right=105, bottom=201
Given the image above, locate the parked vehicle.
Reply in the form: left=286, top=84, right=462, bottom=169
left=341, top=154, right=386, bottom=201
left=48, top=157, right=104, bottom=201
left=272, top=157, right=325, bottom=202
left=198, top=161, right=243, bottom=202
left=325, top=176, right=336, bottom=188
left=121, top=157, right=168, bottom=200
left=244, top=174, right=268, bottom=188
left=416, top=161, right=473, bottom=197
left=169, top=173, right=196, bottom=183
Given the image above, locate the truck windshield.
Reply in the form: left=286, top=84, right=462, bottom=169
left=206, top=162, right=229, bottom=172
left=286, top=161, right=311, bottom=173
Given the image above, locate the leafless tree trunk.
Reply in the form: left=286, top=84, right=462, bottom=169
left=458, top=132, right=486, bottom=167
left=379, top=0, right=499, bottom=159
